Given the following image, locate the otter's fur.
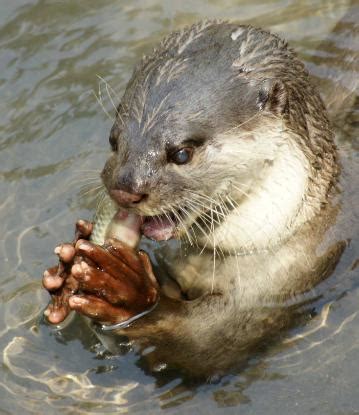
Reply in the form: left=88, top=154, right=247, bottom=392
left=99, top=21, right=344, bottom=376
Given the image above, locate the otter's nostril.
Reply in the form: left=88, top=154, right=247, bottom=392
left=132, top=194, right=148, bottom=204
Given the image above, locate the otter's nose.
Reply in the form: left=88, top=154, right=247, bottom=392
left=110, top=189, right=147, bottom=207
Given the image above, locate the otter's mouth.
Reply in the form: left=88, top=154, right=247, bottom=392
left=141, top=213, right=179, bottom=241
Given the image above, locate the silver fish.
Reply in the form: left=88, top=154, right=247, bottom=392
left=90, top=193, right=141, bottom=248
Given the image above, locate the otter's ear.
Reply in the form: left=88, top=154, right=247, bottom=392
left=257, top=79, right=288, bottom=115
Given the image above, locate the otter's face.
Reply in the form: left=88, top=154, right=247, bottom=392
left=101, top=23, right=294, bottom=241
left=101, top=86, right=286, bottom=242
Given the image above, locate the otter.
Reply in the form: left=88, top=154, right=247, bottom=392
left=43, top=21, right=346, bottom=377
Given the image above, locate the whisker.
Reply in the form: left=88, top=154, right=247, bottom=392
left=92, top=90, right=113, bottom=121
left=220, top=111, right=261, bottom=136
left=96, top=75, right=124, bottom=125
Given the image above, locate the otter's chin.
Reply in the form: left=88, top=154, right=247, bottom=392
left=141, top=215, right=177, bottom=241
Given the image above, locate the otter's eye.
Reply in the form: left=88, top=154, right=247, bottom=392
left=170, top=147, right=193, bottom=165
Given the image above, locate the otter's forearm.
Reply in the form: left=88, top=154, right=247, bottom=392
left=94, top=294, right=294, bottom=377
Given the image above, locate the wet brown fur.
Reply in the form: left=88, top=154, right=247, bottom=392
left=97, top=21, right=347, bottom=377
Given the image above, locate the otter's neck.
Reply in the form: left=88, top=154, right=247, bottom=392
left=210, top=137, right=314, bottom=253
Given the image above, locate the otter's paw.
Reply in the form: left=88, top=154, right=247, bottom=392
left=68, top=239, right=159, bottom=326
left=42, top=219, right=93, bottom=324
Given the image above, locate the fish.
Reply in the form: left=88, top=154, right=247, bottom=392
left=90, top=193, right=142, bottom=248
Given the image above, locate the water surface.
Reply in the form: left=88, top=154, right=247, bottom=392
left=0, top=0, right=358, bottom=414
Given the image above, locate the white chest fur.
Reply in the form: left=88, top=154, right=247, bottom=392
left=201, top=134, right=310, bottom=254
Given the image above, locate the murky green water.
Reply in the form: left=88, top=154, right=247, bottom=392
left=0, top=0, right=358, bottom=414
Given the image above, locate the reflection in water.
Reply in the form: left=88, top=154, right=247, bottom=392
left=3, top=336, right=138, bottom=413
left=0, top=0, right=358, bottom=413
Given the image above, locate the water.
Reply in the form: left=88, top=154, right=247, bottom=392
left=0, top=0, right=358, bottom=413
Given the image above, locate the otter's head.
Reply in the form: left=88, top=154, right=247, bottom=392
left=102, top=21, right=334, bottom=242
